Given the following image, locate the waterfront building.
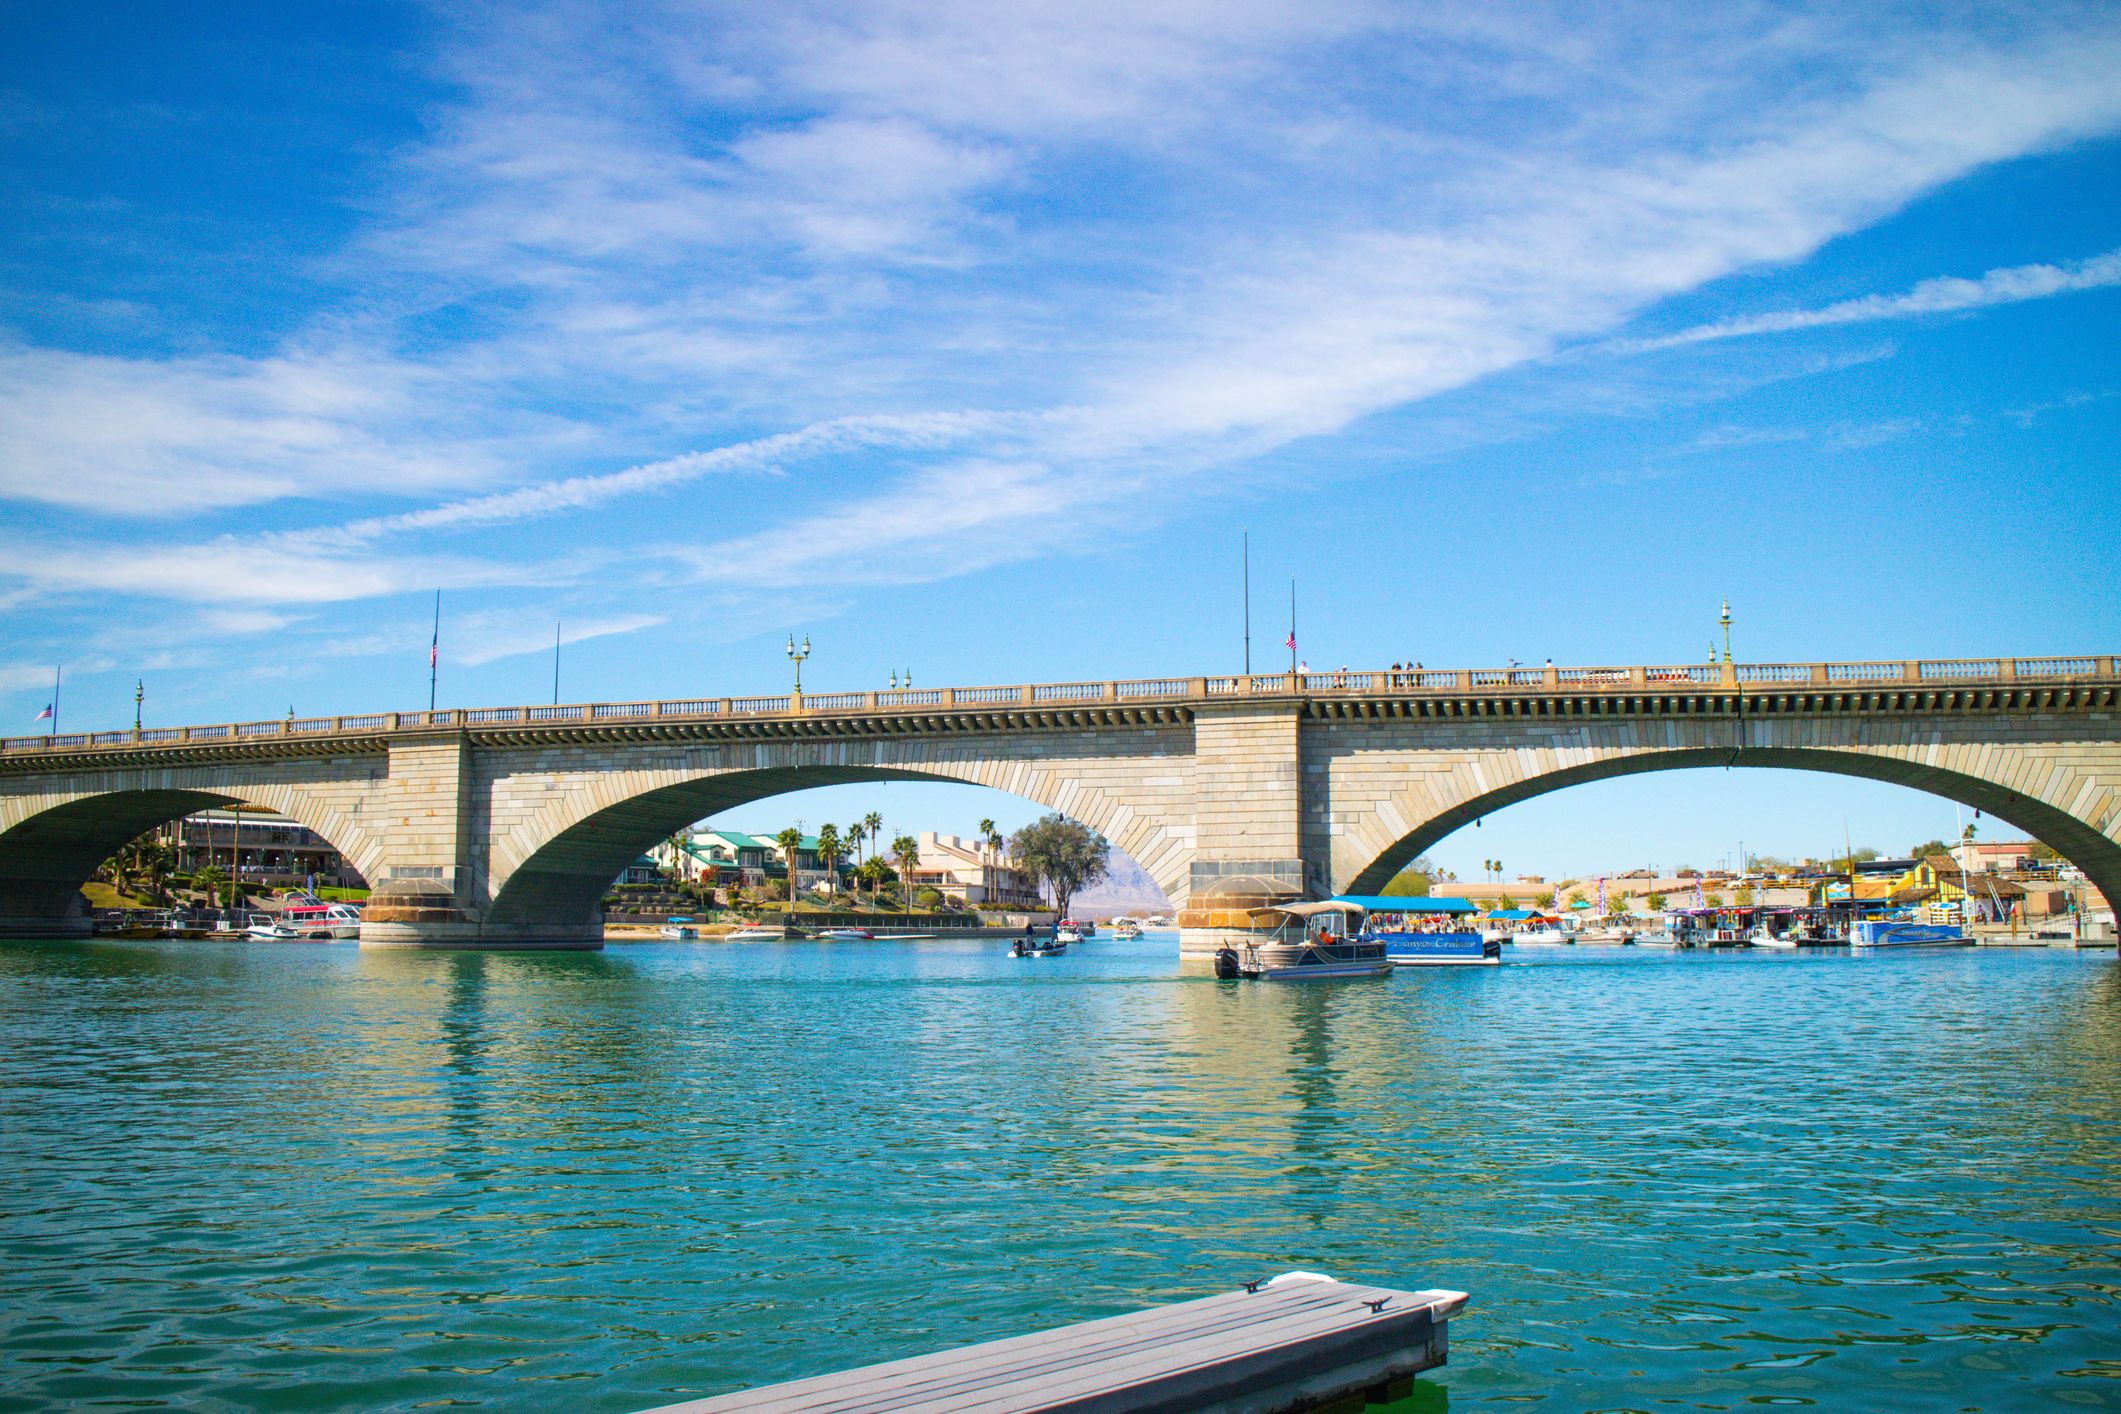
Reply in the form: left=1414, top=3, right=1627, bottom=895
left=159, top=809, right=363, bottom=889
left=908, top=831, right=1042, bottom=908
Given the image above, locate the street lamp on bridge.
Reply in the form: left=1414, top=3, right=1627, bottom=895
left=786, top=634, right=811, bottom=694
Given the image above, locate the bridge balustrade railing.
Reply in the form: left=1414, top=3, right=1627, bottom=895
left=1920, top=659, right=2002, bottom=680
left=7, top=655, right=2120, bottom=756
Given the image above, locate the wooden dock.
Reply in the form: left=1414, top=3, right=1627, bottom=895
left=638, top=1273, right=1468, bottom=1414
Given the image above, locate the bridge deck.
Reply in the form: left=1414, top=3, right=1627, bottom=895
left=636, top=1276, right=1466, bottom=1414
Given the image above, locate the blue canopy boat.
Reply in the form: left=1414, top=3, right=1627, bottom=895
left=1338, top=895, right=1501, bottom=966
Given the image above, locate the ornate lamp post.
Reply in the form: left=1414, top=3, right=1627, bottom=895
left=786, top=634, right=811, bottom=695
left=133, top=679, right=143, bottom=737
left=1719, top=598, right=1733, bottom=664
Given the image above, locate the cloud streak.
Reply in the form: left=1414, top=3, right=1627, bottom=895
left=1617, top=248, right=2121, bottom=352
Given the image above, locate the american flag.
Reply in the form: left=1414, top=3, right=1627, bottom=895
left=33, top=704, right=51, bottom=722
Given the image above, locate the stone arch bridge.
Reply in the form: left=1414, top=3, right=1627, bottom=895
left=2, top=656, right=2116, bottom=952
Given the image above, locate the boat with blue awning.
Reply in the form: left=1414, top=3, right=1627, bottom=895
left=1337, top=895, right=1502, bottom=966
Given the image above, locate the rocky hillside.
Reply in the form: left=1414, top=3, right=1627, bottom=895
left=1071, top=849, right=1173, bottom=918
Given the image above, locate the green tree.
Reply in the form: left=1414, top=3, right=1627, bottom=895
left=1494, top=893, right=1517, bottom=911
left=1706, top=892, right=1726, bottom=908
left=774, top=827, right=804, bottom=906
left=1381, top=854, right=1437, bottom=897
left=863, top=812, right=884, bottom=869
left=858, top=857, right=896, bottom=902
left=1910, top=839, right=1952, bottom=859
left=1008, top=813, right=1111, bottom=924
left=1645, top=891, right=1668, bottom=911
left=815, top=824, right=842, bottom=902
left=891, top=835, right=922, bottom=916
left=1734, top=885, right=1756, bottom=906
left=192, top=864, right=233, bottom=908
left=1534, top=890, right=1556, bottom=910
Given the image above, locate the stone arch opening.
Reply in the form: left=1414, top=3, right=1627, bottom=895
left=0, top=787, right=377, bottom=936
left=485, top=764, right=1178, bottom=929
left=1340, top=746, right=2121, bottom=909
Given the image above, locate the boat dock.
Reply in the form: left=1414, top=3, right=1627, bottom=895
left=638, top=1274, right=1465, bottom=1414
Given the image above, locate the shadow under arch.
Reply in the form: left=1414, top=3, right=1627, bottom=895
left=0, top=787, right=374, bottom=932
left=1340, top=745, right=2121, bottom=908
left=485, top=764, right=1162, bottom=929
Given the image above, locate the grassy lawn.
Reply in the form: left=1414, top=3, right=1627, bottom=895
left=81, top=882, right=157, bottom=910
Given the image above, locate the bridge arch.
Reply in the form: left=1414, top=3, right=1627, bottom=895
left=1335, top=739, right=2121, bottom=909
left=479, top=735, right=1196, bottom=928
left=0, top=769, right=392, bottom=936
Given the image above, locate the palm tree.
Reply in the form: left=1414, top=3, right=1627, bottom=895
left=863, top=811, right=885, bottom=900
left=816, top=824, right=841, bottom=903
left=192, top=864, right=231, bottom=909
left=892, top=834, right=921, bottom=917
left=774, top=827, right=804, bottom=909
left=985, top=823, right=1006, bottom=903
left=134, top=838, right=173, bottom=904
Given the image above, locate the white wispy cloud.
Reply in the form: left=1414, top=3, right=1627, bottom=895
left=1618, top=248, right=2121, bottom=352
left=4, top=0, right=2120, bottom=619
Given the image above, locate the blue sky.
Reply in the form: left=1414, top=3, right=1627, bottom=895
left=3, top=1, right=2117, bottom=881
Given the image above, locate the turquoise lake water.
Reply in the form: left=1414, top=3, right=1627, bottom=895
left=3, top=936, right=2119, bottom=1412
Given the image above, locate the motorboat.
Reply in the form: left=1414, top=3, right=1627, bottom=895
left=1059, top=917, right=1096, bottom=938
left=1848, top=919, right=1972, bottom=949
left=1012, top=936, right=1068, bottom=957
left=658, top=922, right=699, bottom=940
left=1510, top=924, right=1574, bottom=946
left=722, top=925, right=786, bottom=942
left=1055, top=924, right=1085, bottom=944
left=1576, top=924, right=1635, bottom=945
left=1748, top=924, right=1797, bottom=950
left=246, top=920, right=304, bottom=942
left=1236, top=901, right=1393, bottom=980
left=819, top=927, right=875, bottom=940
left=277, top=900, right=362, bottom=940
left=1112, top=918, right=1144, bottom=940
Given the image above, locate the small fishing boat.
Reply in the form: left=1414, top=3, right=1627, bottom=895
left=246, top=920, right=304, bottom=941
left=1112, top=918, right=1144, bottom=940
left=1055, top=924, right=1085, bottom=944
left=658, top=921, right=698, bottom=940
left=1059, top=917, right=1096, bottom=938
left=1012, top=937, right=1068, bottom=957
left=1848, top=919, right=1973, bottom=949
left=1236, top=901, right=1394, bottom=980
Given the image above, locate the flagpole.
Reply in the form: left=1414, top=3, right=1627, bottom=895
left=553, top=618, right=562, bottom=706
left=1241, top=530, right=1251, bottom=677
left=428, top=590, right=441, bottom=712
left=1288, top=580, right=1297, bottom=677
left=50, top=664, right=60, bottom=737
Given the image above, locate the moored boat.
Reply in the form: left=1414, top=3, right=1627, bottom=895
left=1848, top=919, right=1972, bottom=949
left=277, top=899, right=362, bottom=940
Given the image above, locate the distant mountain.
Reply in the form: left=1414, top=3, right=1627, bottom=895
left=1071, top=849, right=1172, bottom=918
